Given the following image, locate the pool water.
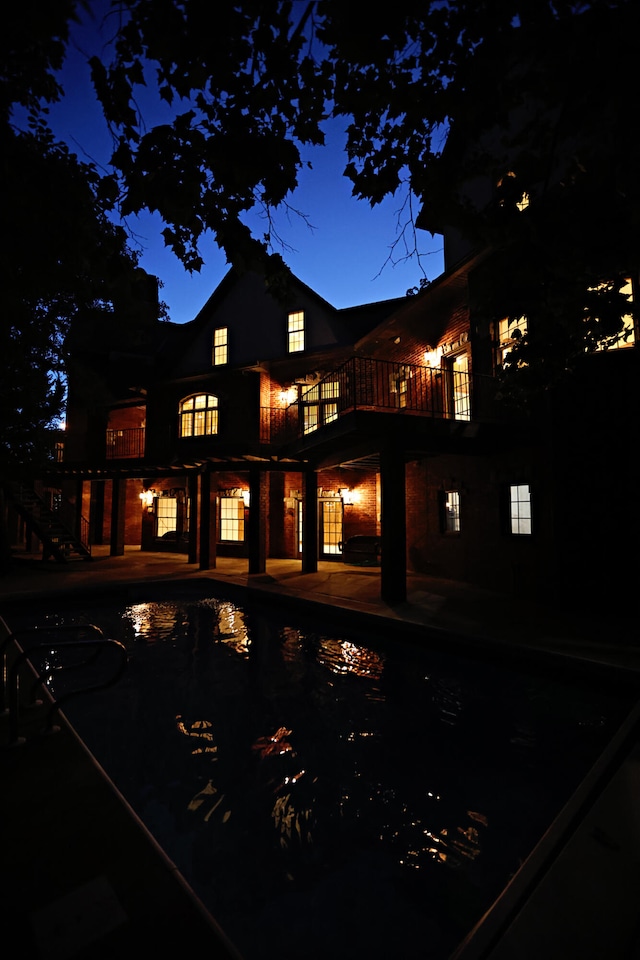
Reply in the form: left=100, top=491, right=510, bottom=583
left=18, top=590, right=634, bottom=960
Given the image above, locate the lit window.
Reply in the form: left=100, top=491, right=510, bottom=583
left=445, top=352, right=470, bottom=421
left=304, top=405, right=319, bottom=434
left=441, top=491, right=460, bottom=533
left=156, top=497, right=177, bottom=538
left=321, top=380, right=339, bottom=424
left=509, top=484, right=532, bottom=536
left=301, top=380, right=340, bottom=432
left=497, top=316, right=528, bottom=366
left=219, top=497, right=245, bottom=542
left=593, top=279, right=636, bottom=352
left=212, top=327, right=228, bottom=365
left=323, top=403, right=338, bottom=425
left=179, top=394, right=219, bottom=437
left=288, top=311, right=305, bottom=353
left=497, top=171, right=530, bottom=211
left=321, top=380, right=339, bottom=400
left=390, top=367, right=413, bottom=408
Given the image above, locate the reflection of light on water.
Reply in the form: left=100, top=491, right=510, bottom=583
left=317, top=638, right=385, bottom=679
left=216, top=601, right=250, bottom=656
left=250, top=725, right=314, bottom=847
left=397, top=808, right=488, bottom=869
left=429, top=677, right=464, bottom=726
left=125, top=602, right=183, bottom=643
left=187, top=778, right=230, bottom=822
left=252, top=726, right=295, bottom=759
left=272, top=794, right=313, bottom=847
left=280, top=626, right=303, bottom=660
left=26, top=593, right=622, bottom=960
left=176, top=716, right=218, bottom=755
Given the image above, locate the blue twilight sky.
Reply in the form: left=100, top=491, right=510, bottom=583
left=39, top=6, right=444, bottom=324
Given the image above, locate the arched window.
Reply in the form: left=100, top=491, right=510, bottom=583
left=179, top=394, right=219, bottom=437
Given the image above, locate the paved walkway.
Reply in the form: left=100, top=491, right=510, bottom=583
left=2, top=545, right=639, bottom=671
left=1, top=546, right=639, bottom=960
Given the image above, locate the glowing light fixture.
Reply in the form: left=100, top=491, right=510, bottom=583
left=339, top=487, right=359, bottom=506
left=279, top=386, right=298, bottom=405
left=423, top=346, right=442, bottom=368
left=139, top=489, right=155, bottom=509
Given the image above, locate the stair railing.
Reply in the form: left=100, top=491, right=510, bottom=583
left=1, top=621, right=127, bottom=747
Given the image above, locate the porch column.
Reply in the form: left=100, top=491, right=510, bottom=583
left=74, top=478, right=85, bottom=544
left=301, top=468, right=318, bottom=573
left=187, top=471, right=198, bottom=565
left=248, top=467, right=266, bottom=574
left=198, top=467, right=213, bottom=571
left=109, top=478, right=126, bottom=557
left=379, top=443, right=407, bottom=604
left=89, top=479, right=104, bottom=545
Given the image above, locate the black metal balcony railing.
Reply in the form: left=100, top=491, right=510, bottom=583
left=262, top=357, right=503, bottom=445
left=105, top=427, right=146, bottom=459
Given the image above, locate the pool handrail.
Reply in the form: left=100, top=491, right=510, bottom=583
left=1, top=622, right=128, bottom=747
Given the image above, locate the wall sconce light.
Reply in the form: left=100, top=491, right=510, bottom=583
left=279, top=386, right=298, bottom=405
left=423, top=346, right=442, bottom=368
left=339, top=487, right=358, bottom=506
left=241, top=489, right=251, bottom=507
left=139, top=489, right=155, bottom=509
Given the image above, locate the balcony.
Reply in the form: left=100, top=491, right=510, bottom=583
left=263, top=357, right=506, bottom=449
left=106, top=428, right=146, bottom=460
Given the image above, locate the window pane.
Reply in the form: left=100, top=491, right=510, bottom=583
left=323, top=402, right=338, bottom=424
left=322, top=500, right=343, bottom=554
left=444, top=491, right=460, bottom=533
left=179, top=394, right=218, bottom=437
left=510, top=484, right=532, bottom=535
left=304, top=405, right=319, bottom=434
left=498, top=316, right=528, bottom=365
left=594, top=279, right=635, bottom=351
left=304, top=385, right=319, bottom=402
left=193, top=410, right=205, bottom=435
left=321, top=380, right=339, bottom=400
left=288, top=311, right=305, bottom=353
left=220, top=498, right=245, bottom=541
left=213, top=326, right=228, bottom=365
left=451, top=353, right=470, bottom=421
left=156, top=498, right=177, bottom=538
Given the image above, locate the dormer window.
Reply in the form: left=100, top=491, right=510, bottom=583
left=288, top=311, right=305, bottom=353
left=212, top=326, right=228, bottom=365
left=179, top=394, right=219, bottom=437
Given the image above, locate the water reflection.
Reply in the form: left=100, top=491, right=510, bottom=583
left=215, top=601, right=250, bottom=656
left=29, top=594, right=630, bottom=960
left=316, top=637, right=385, bottom=679
left=127, top=601, right=185, bottom=643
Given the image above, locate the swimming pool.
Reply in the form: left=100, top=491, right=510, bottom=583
left=9, top=585, right=636, bottom=960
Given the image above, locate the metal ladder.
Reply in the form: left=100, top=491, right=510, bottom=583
left=1, top=617, right=127, bottom=748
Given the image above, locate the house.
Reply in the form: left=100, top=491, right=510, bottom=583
left=12, top=199, right=634, bottom=614
left=13, top=14, right=638, bottom=615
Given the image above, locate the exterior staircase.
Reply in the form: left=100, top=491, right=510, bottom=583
left=5, top=482, right=91, bottom=562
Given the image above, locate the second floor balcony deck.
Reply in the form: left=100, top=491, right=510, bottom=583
left=97, top=358, right=511, bottom=465
left=106, top=427, right=146, bottom=460
left=262, top=356, right=508, bottom=448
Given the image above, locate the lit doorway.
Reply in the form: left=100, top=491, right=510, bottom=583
left=320, top=498, right=343, bottom=559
